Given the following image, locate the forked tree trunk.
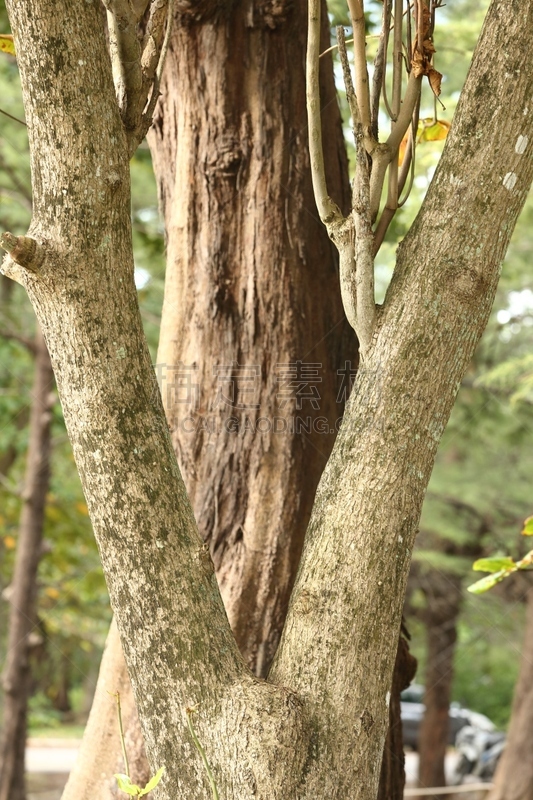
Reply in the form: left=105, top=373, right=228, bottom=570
left=0, top=329, right=53, bottom=800
left=64, top=3, right=355, bottom=796
left=488, top=583, right=533, bottom=800
left=5, top=1, right=533, bottom=799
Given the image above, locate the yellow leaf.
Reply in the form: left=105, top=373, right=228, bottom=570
left=398, top=134, right=409, bottom=167
left=45, top=586, right=60, bottom=599
left=418, top=118, right=451, bottom=143
left=76, top=501, right=89, bottom=516
left=0, top=34, right=15, bottom=56
left=3, top=535, right=16, bottom=549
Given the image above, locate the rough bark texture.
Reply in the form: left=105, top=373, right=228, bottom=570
left=377, top=627, right=417, bottom=800
left=268, top=5, right=533, bottom=796
left=4, top=1, right=533, bottom=799
left=64, top=3, right=354, bottom=797
left=0, top=329, right=53, bottom=800
left=488, top=581, right=533, bottom=800
left=417, top=572, right=462, bottom=793
left=149, top=0, right=352, bottom=675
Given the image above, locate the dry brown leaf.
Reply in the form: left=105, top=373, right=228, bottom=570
left=428, top=68, right=442, bottom=97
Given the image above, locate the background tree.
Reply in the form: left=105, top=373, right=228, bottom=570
left=0, top=328, right=53, bottom=800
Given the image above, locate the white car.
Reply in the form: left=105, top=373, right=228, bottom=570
left=400, top=684, right=495, bottom=750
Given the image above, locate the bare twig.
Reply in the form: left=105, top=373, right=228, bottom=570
left=337, top=25, right=376, bottom=356
left=371, top=0, right=392, bottom=139
left=386, top=70, right=422, bottom=153
left=103, top=0, right=143, bottom=130
left=352, top=143, right=376, bottom=359
left=130, top=0, right=175, bottom=153
left=391, top=0, right=404, bottom=121
left=0, top=108, right=27, bottom=127
left=347, top=0, right=374, bottom=147
left=337, top=26, right=361, bottom=138
left=307, top=0, right=344, bottom=224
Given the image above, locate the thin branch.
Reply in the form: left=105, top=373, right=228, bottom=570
left=338, top=26, right=376, bottom=354
left=353, top=145, right=376, bottom=359
left=368, top=145, right=391, bottom=222
left=406, top=0, right=412, bottom=67
left=371, top=0, right=392, bottom=139
left=390, top=0, right=404, bottom=122
left=337, top=26, right=361, bottom=135
left=307, top=0, right=343, bottom=224
left=373, top=97, right=419, bottom=254
left=0, top=108, right=27, bottom=127
left=320, top=37, right=354, bottom=58
left=104, top=0, right=143, bottom=130
left=130, top=0, right=175, bottom=153
left=386, top=70, right=422, bottom=154
left=347, top=0, right=373, bottom=143
left=156, top=0, right=174, bottom=84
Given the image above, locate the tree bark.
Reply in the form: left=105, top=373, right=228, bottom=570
left=417, top=572, right=462, bottom=794
left=4, top=1, right=533, bottom=799
left=0, top=329, right=53, bottom=800
left=149, top=0, right=352, bottom=676
left=488, top=581, right=533, bottom=800
left=63, top=3, right=353, bottom=797
left=378, top=626, right=417, bottom=800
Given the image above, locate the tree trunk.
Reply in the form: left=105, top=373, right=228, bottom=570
left=149, top=0, right=352, bottom=676
left=4, top=1, right=533, bottom=799
left=0, top=329, right=53, bottom=800
left=64, top=3, right=355, bottom=797
left=488, top=581, right=533, bottom=800
left=417, top=572, right=462, bottom=794
left=378, top=626, right=418, bottom=800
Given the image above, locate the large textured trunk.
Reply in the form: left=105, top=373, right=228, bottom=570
left=0, top=330, right=53, bottom=800
left=488, top=583, right=533, bottom=800
left=4, top=1, right=533, bottom=799
left=417, top=572, right=462, bottom=794
left=63, top=3, right=353, bottom=797
left=149, top=0, right=352, bottom=675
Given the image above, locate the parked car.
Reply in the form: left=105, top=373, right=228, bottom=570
left=400, top=684, right=495, bottom=750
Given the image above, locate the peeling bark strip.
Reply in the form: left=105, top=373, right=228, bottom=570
left=3, top=1, right=533, bottom=800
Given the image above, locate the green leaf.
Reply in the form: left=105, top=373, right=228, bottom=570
left=114, top=774, right=141, bottom=796
left=473, top=556, right=516, bottom=573
left=139, top=766, right=165, bottom=796
left=522, top=516, right=533, bottom=536
left=467, top=570, right=508, bottom=594
left=0, top=34, right=15, bottom=55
